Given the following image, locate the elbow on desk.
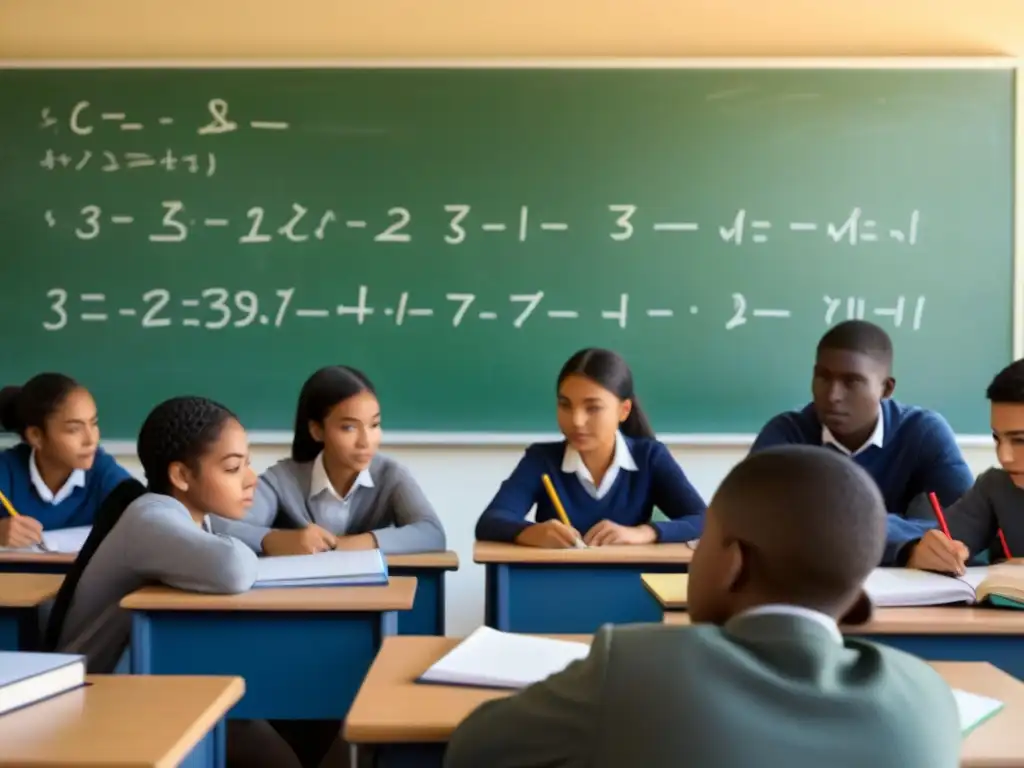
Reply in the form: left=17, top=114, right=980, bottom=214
left=211, top=548, right=259, bottom=594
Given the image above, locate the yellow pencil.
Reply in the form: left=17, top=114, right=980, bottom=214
left=541, top=474, right=586, bottom=548
left=0, top=488, right=19, bottom=517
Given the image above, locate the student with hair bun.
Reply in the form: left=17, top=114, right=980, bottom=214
left=0, top=373, right=130, bottom=548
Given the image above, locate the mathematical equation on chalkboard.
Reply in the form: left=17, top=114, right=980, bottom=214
left=40, top=201, right=921, bottom=247
left=39, top=287, right=927, bottom=333
left=39, top=99, right=289, bottom=136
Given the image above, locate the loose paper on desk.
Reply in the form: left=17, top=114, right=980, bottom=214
left=954, top=689, right=1004, bottom=735
left=418, top=626, right=590, bottom=690
left=254, top=548, right=388, bottom=588
left=0, top=525, right=90, bottom=554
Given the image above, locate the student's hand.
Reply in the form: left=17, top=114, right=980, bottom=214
left=333, top=533, right=378, bottom=551
left=584, top=521, right=657, bottom=547
left=261, top=525, right=338, bottom=556
left=0, top=516, right=43, bottom=548
left=514, top=520, right=582, bottom=549
left=907, top=530, right=970, bottom=575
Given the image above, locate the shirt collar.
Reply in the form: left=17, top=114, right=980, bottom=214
left=561, top=430, right=638, bottom=477
left=29, top=449, right=86, bottom=505
left=308, top=451, right=374, bottom=502
left=739, top=604, right=843, bottom=644
left=821, top=410, right=884, bottom=457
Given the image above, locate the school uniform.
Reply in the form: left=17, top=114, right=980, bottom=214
left=444, top=606, right=961, bottom=768
left=905, top=468, right=1024, bottom=563
left=475, top=432, right=706, bottom=543
left=0, top=443, right=130, bottom=528
left=211, top=452, right=445, bottom=555
left=751, top=400, right=974, bottom=564
left=56, top=492, right=257, bottom=673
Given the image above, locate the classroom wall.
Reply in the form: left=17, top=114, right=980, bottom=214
left=2, top=0, right=1014, bottom=633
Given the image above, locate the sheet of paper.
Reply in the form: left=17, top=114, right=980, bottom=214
left=953, top=688, right=1004, bottom=734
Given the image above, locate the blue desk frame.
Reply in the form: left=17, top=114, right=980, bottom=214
left=126, top=578, right=416, bottom=720
left=851, top=633, right=1024, bottom=680
left=0, top=554, right=73, bottom=575
left=179, top=721, right=227, bottom=768
left=478, top=543, right=693, bottom=634
left=0, top=606, right=42, bottom=650
left=388, top=553, right=458, bottom=635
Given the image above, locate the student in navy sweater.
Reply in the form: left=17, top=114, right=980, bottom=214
left=0, top=374, right=130, bottom=548
left=750, top=321, right=973, bottom=564
left=476, top=348, right=706, bottom=547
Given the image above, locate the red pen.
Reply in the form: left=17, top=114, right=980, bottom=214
left=997, top=529, right=1012, bottom=560
left=928, top=492, right=952, bottom=539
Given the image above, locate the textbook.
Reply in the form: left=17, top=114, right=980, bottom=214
left=0, top=652, right=86, bottom=716
left=254, top=548, right=388, bottom=588
left=865, top=566, right=1024, bottom=609
left=418, top=626, right=590, bottom=690
left=0, top=525, right=91, bottom=555
left=953, top=689, right=1004, bottom=735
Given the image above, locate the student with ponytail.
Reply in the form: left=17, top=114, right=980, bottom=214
left=476, top=348, right=706, bottom=547
left=0, top=373, right=130, bottom=547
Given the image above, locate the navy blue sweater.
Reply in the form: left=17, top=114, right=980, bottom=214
left=750, top=400, right=974, bottom=565
left=476, top=437, right=706, bottom=544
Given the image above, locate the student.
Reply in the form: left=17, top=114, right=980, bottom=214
left=475, top=348, right=705, bottom=547
left=44, top=396, right=305, bottom=768
left=212, top=365, right=445, bottom=555
left=750, top=320, right=973, bottom=564
left=445, top=446, right=961, bottom=768
left=0, top=373, right=130, bottom=548
left=904, top=359, right=1024, bottom=572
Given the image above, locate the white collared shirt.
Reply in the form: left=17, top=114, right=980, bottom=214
left=29, top=449, right=85, bottom=505
left=821, top=411, right=884, bottom=457
left=740, top=603, right=843, bottom=644
left=561, top=430, right=638, bottom=500
left=307, top=451, right=375, bottom=532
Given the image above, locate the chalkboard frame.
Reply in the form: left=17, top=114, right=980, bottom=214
left=2, top=56, right=1020, bottom=446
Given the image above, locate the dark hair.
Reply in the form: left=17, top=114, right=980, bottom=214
left=45, top=396, right=237, bottom=652
left=0, top=373, right=81, bottom=439
left=986, top=359, right=1024, bottom=404
left=817, top=320, right=894, bottom=369
left=712, top=445, right=886, bottom=612
left=556, top=348, right=655, bottom=439
left=291, top=366, right=376, bottom=462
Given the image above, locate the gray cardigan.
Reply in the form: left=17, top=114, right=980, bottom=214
left=211, top=453, right=446, bottom=554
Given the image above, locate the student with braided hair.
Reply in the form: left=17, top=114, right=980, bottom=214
left=45, top=397, right=303, bottom=768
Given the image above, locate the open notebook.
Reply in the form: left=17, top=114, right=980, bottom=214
left=418, top=627, right=590, bottom=689
left=254, top=548, right=388, bottom=588
left=865, top=566, right=1024, bottom=609
left=954, top=689, right=1004, bottom=735
left=0, top=525, right=90, bottom=555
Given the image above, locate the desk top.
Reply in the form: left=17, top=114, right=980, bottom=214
left=641, top=573, right=689, bottom=609
left=121, top=576, right=417, bottom=612
left=344, top=636, right=1024, bottom=766
left=474, top=541, right=694, bottom=565
left=662, top=607, right=1024, bottom=635
left=0, top=550, right=75, bottom=566
left=387, top=551, right=459, bottom=570
left=0, top=674, right=243, bottom=767
left=0, top=573, right=64, bottom=608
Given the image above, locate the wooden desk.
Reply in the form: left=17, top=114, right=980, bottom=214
left=0, top=675, right=243, bottom=768
left=474, top=541, right=693, bottom=633
left=641, top=572, right=688, bottom=609
left=387, top=551, right=459, bottom=635
left=345, top=636, right=1024, bottom=768
left=663, top=607, right=1024, bottom=680
left=0, top=573, right=63, bottom=651
left=0, top=550, right=75, bottom=575
left=122, top=577, right=416, bottom=721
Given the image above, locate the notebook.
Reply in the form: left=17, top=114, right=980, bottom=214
left=954, top=689, right=1004, bottom=735
left=0, top=525, right=90, bottom=555
left=864, top=566, right=1024, bottom=609
left=0, top=651, right=86, bottom=716
left=418, top=626, right=590, bottom=690
left=254, top=548, right=388, bottom=588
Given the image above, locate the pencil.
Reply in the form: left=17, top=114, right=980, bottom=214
left=541, top=473, right=585, bottom=548
left=0, top=489, right=19, bottom=518
left=927, top=492, right=952, bottom=539
left=997, top=529, right=1012, bottom=560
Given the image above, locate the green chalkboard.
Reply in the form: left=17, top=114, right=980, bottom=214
left=0, top=65, right=1014, bottom=438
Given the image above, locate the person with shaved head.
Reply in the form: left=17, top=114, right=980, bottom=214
left=445, top=446, right=961, bottom=768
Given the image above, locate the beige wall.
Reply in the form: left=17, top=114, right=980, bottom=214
left=0, top=0, right=1010, bottom=632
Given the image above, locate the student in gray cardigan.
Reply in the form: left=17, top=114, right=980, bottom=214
left=45, top=397, right=305, bottom=768
left=213, top=366, right=445, bottom=556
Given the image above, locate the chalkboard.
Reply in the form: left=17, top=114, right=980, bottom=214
left=0, top=64, right=1014, bottom=438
